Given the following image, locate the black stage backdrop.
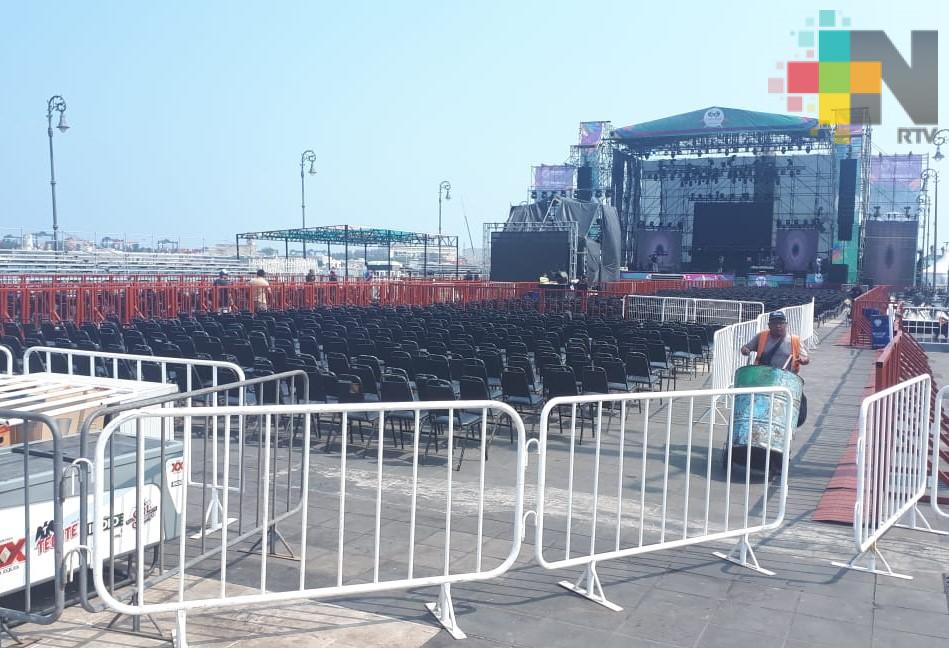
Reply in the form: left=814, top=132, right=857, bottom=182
left=490, top=231, right=570, bottom=281
left=691, top=202, right=773, bottom=271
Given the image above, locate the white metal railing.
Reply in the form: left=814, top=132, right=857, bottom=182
left=931, top=385, right=949, bottom=521
left=90, top=400, right=528, bottom=643
left=0, top=344, right=12, bottom=375
left=24, top=346, right=246, bottom=537
left=832, top=375, right=945, bottom=579
left=623, top=296, right=764, bottom=325
left=710, top=300, right=816, bottom=393
left=533, top=386, right=794, bottom=610
left=901, top=306, right=949, bottom=344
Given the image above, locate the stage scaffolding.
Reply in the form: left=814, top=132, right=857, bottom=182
left=236, top=225, right=460, bottom=279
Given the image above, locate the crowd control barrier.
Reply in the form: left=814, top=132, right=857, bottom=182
left=623, top=296, right=764, bottom=326
left=24, top=346, right=247, bottom=539
left=533, top=386, right=794, bottom=610
left=832, top=375, right=946, bottom=579
left=0, top=413, right=64, bottom=643
left=88, top=399, right=527, bottom=645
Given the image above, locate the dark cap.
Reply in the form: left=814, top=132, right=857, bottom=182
left=769, top=311, right=787, bottom=322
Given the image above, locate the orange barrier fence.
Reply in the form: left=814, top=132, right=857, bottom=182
left=0, top=276, right=735, bottom=324
left=849, top=285, right=891, bottom=347
left=873, top=330, right=949, bottom=488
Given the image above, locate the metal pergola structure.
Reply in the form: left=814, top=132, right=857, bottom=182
left=236, top=225, right=460, bottom=278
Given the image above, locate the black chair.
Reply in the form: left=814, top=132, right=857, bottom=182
left=331, top=374, right=379, bottom=445
left=625, top=352, right=660, bottom=392
left=500, top=368, right=542, bottom=441
left=380, top=375, right=417, bottom=448
left=419, top=378, right=482, bottom=467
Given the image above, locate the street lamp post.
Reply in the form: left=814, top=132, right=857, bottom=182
left=300, top=150, right=317, bottom=259
left=46, top=95, right=69, bottom=253
left=917, top=192, right=930, bottom=287
left=922, top=168, right=939, bottom=290
left=437, top=180, right=451, bottom=278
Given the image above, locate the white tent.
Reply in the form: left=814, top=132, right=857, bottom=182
left=922, top=253, right=949, bottom=286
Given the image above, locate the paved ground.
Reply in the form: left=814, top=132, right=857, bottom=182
left=13, top=318, right=949, bottom=647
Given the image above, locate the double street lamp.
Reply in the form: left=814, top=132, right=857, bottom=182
left=300, top=150, right=317, bottom=259
left=46, top=95, right=69, bottom=252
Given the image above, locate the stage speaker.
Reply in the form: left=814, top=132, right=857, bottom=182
left=861, top=220, right=917, bottom=286
left=837, top=159, right=857, bottom=241
left=577, top=165, right=593, bottom=201
left=828, top=263, right=848, bottom=283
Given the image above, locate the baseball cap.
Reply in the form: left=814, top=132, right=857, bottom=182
left=769, top=311, right=787, bottom=322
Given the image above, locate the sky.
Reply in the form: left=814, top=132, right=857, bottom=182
left=1, top=1, right=947, bottom=251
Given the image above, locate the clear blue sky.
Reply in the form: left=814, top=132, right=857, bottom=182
left=1, top=1, right=946, bottom=250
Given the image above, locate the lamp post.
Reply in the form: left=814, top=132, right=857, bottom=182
left=300, top=150, right=317, bottom=259
left=46, top=95, right=69, bottom=253
left=918, top=192, right=930, bottom=288
left=922, top=168, right=939, bottom=290
left=437, top=180, right=451, bottom=277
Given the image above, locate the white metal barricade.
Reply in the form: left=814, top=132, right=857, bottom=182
left=693, top=298, right=764, bottom=325
left=711, top=318, right=762, bottom=391
left=931, top=385, right=949, bottom=521
left=832, top=375, right=945, bottom=579
left=624, top=296, right=763, bottom=325
left=24, top=346, right=246, bottom=537
left=0, top=344, right=11, bottom=375
left=902, top=307, right=949, bottom=344
left=90, top=400, right=527, bottom=645
left=533, top=386, right=794, bottom=611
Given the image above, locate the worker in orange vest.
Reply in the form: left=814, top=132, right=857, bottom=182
left=740, top=311, right=809, bottom=373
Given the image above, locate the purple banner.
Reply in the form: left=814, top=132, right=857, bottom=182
left=870, top=155, right=925, bottom=190
left=533, top=165, right=576, bottom=190
left=579, top=122, right=606, bottom=146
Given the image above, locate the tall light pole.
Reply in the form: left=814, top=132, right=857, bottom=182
left=918, top=192, right=930, bottom=288
left=46, top=95, right=69, bottom=253
left=922, top=168, right=939, bottom=290
left=437, top=180, right=451, bottom=277
left=927, top=129, right=948, bottom=290
left=300, top=150, right=317, bottom=259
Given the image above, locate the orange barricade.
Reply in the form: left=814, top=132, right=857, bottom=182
left=0, top=275, right=738, bottom=324
left=849, top=286, right=890, bottom=347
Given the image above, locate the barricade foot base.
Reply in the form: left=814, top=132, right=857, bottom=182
left=832, top=545, right=912, bottom=580
left=558, top=579, right=623, bottom=611
left=895, top=506, right=949, bottom=536
left=190, top=517, right=237, bottom=539
left=713, top=551, right=775, bottom=576
left=558, top=562, right=623, bottom=611
left=714, top=536, right=774, bottom=576
left=426, top=584, right=466, bottom=640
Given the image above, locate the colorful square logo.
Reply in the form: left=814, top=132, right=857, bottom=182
left=772, top=13, right=938, bottom=128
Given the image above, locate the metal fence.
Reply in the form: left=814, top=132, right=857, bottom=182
left=88, top=399, right=528, bottom=643
left=533, top=386, right=794, bottom=609
left=832, top=375, right=941, bottom=579
left=24, top=346, right=247, bottom=538
left=623, top=296, right=764, bottom=325
left=0, top=412, right=64, bottom=641
left=900, top=306, right=949, bottom=344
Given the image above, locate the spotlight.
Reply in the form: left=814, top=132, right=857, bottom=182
left=530, top=191, right=537, bottom=199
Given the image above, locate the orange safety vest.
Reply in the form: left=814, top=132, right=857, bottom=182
left=755, top=331, right=802, bottom=373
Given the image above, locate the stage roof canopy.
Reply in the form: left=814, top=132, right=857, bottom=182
left=612, top=106, right=820, bottom=143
